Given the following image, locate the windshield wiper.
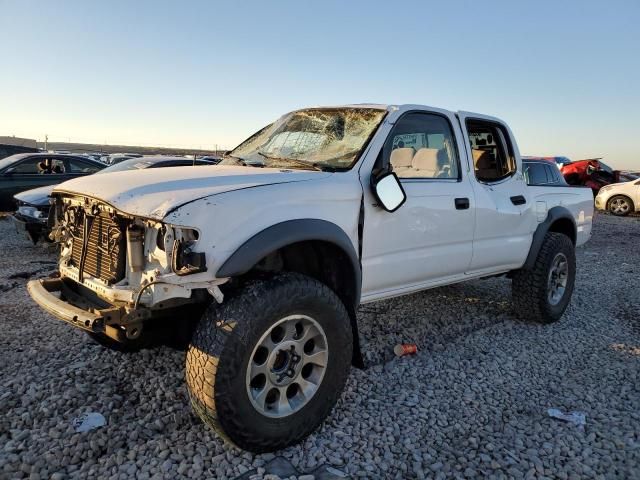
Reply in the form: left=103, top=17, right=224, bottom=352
left=257, top=151, right=324, bottom=171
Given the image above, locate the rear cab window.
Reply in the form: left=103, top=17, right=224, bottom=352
left=466, top=120, right=516, bottom=183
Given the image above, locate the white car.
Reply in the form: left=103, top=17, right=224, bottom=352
left=27, top=104, right=594, bottom=452
left=595, top=179, right=640, bottom=216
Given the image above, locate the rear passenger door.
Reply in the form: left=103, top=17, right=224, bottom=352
left=360, top=109, right=475, bottom=297
left=458, top=112, right=536, bottom=273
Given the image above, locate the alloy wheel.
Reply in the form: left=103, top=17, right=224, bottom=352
left=246, top=315, right=328, bottom=418
left=547, top=253, right=569, bottom=305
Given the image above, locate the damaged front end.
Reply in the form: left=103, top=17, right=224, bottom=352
left=28, top=194, right=222, bottom=343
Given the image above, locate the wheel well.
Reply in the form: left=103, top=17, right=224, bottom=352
left=236, top=240, right=364, bottom=368
left=548, top=217, right=576, bottom=244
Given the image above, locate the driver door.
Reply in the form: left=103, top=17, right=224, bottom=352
left=360, top=108, right=475, bottom=300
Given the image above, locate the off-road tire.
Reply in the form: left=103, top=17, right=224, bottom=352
left=512, top=232, right=576, bottom=323
left=608, top=195, right=634, bottom=216
left=185, top=273, right=353, bottom=452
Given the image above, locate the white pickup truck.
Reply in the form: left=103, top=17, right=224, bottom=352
left=27, top=104, right=593, bottom=452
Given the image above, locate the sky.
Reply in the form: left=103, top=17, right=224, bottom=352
left=0, top=0, right=639, bottom=169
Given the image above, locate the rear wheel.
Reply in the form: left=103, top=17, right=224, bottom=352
left=608, top=195, right=633, bottom=216
left=512, top=232, right=576, bottom=323
left=185, top=273, right=353, bottom=452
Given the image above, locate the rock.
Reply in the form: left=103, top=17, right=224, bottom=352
left=0, top=214, right=637, bottom=479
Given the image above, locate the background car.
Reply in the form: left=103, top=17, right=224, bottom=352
left=595, top=178, right=640, bottom=216
left=522, top=158, right=568, bottom=186
left=197, top=155, right=222, bottom=164
left=107, top=153, right=144, bottom=165
left=524, top=156, right=622, bottom=193
left=561, top=158, right=619, bottom=194
left=522, top=155, right=572, bottom=169
left=0, top=153, right=105, bottom=210
left=12, top=155, right=217, bottom=242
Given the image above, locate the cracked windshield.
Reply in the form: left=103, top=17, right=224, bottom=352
left=221, top=108, right=386, bottom=171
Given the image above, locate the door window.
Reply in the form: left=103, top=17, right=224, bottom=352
left=544, top=164, right=563, bottom=184
left=10, top=158, right=42, bottom=173
left=386, top=112, right=460, bottom=179
left=10, top=157, right=65, bottom=174
left=467, top=120, right=516, bottom=182
left=523, top=162, right=548, bottom=185
left=67, top=158, right=102, bottom=173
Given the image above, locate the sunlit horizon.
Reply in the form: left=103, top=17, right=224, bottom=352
left=1, top=0, right=639, bottom=169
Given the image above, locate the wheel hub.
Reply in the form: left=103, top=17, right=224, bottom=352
left=611, top=198, right=629, bottom=214
left=269, top=342, right=302, bottom=386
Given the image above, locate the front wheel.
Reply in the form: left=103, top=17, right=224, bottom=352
left=608, top=195, right=633, bottom=216
left=185, top=273, right=353, bottom=452
left=512, top=232, right=576, bottom=323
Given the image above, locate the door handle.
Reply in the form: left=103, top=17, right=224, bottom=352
left=454, top=197, right=470, bottom=210
left=510, top=195, right=526, bottom=205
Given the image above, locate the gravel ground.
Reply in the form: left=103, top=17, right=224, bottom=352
left=0, top=212, right=639, bottom=479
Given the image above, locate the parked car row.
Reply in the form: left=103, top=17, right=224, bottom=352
left=522, top=157, right=640, bottom=216
left=522, top=157, right=639, bottom=216
left=12, top=156, right=218, bottom=242
left=0, top=153, right=106, bottom=210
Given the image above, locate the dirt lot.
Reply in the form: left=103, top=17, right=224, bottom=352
left=0, top=212, right=639, bottom=479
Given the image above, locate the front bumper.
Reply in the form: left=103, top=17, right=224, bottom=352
left=594, top=195, right=605, bottom=210
left=27, top=278, right=103, bottom=332
left=27, top=278, right=148, bottom=342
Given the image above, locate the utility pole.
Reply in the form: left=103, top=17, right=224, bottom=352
left=44, top=134, right=48, bottom=151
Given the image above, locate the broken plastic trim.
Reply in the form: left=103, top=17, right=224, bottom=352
left=171, top=239, right=207, bottom=276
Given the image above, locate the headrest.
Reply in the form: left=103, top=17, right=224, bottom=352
left=412, top=148, right=439, bottom=171
left=390, top=147, right=414, bottom=167
left=473, top=149, right=493, bottom=169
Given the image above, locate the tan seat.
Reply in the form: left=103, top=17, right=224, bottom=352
left=473, top=149, right=499, bottom=180
left=412, top=148, right=440, bottom=177
left=390, top=147, right=415, bottom=177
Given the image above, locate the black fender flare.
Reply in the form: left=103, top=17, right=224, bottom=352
left=523, top=206, right=576, bottom=270
left=216, top=218, right=362, bottom=305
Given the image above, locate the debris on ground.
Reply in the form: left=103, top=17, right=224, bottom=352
left=547, top=408, right=587, bottom=428
left=72, top=412, right=107, bottom=433
left=394, top=343, right=418, bottom=357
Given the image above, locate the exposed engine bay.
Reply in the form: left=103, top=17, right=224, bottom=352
left=42, top=194, right=220, bottom=343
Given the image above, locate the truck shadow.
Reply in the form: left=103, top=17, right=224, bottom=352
left=357, top=277, right=514, bottom=366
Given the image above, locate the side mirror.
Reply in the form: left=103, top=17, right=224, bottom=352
left=372, top=172, right=406, bottom=212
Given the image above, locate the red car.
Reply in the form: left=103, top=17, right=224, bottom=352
left=526, top=157, right=620, bottom=194
left=560, top=159, right=619, bottom=194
